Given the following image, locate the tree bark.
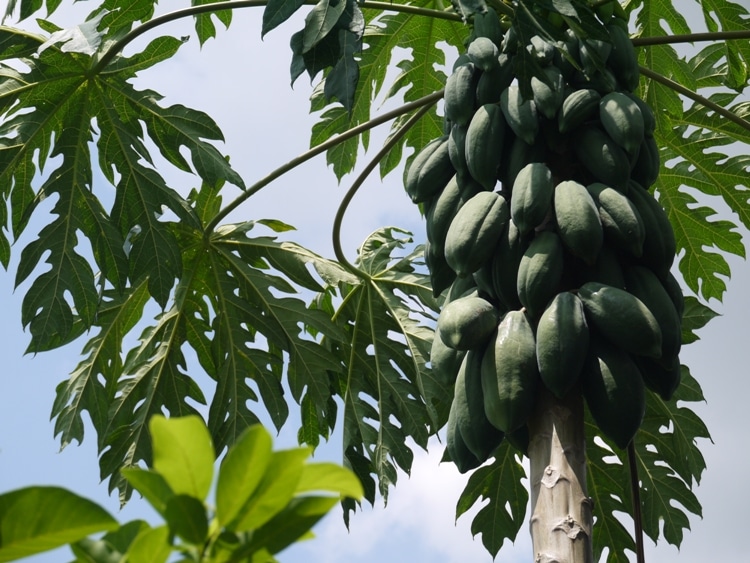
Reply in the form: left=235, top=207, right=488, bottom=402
left=528, top=387, right=593, bottom=563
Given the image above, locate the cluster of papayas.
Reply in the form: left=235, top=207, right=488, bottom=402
left=408, top=5, right=684, bottom=470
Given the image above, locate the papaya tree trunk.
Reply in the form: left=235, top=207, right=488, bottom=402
left=528, top=387, right=593, bottom=563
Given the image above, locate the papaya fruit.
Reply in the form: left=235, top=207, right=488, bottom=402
left=445, top=191, right=509, bottom=277
left=627, top=185, right=676, bottom=279
left=481, top=310, right=539, bottom=433
left=437, top=294, right=500, bottom=351
left=632, top=354, right=681, bottom=402
left=577, top=245, right=627, bottom=290
left=558, top=88, right=601, bottom=134
left=472, top=7, right=505, bottom=49
left=425, top=174, right=464, bottom=252
left=554, top=180, right=603, bottom=265
left=505, top=424, right=530, bottom=456
left=404, top=136, right=454, bottom=203
left=574, top=125, right=631, bottom=191
left=517, top=231, right=564, bottom=319
left=630, top=135, right=660, bottom=189
left=476, top=54, right=514, bottom=105
left=577, top=281, right=662, bottom=358
left=498, top=132, right=547, bottom=192
left=445, top=62, right=479, bottom=126
left=624, top=92, right=656, bottom=137
left=624, top=265, right=682, bottom=365
left=511, top=162, right=554, bottom=235
left=430, top=326, right=466, bottom=386
left=453, top=348, right=505, bottom=461
left=500, top=85, right=539, bottom=145
left=662, top=271, right=685, bottom=321
left=448, top=124, right=469, bottom=175
left=606, top=24, right=640, bottom=92
left=444, top=274, right=479, bottom=306
left=465, top=103, right=507, bottom=190
left=529, top=35, right=555, bottom=66
left=491, top=219, right=527, bottom=310
left=536, top=292, right=590, bottom=399
left=586, top=182, right=645, bottom=257
left=445, top=399, right=482, bottom=473
left=468, top=36, right=500, bottom=72
left=599, top=91, right=645, bottom=155
left=579, top=38, right=612, bottom=76
left=582, top=336, right=645, bottom=449
left=424, top=240, right=456, bottom=298
left=531, top=66, right=565, bottom=120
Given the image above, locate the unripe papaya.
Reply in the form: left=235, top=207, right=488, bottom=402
left=511, top=162, right=554, bottom=235
left=425, top=174, right=464, bottom=252
left=437, top=295, right=500, bottom=351
left=627, top=185, right=676, bottom=279
left=454, top=348, right=505, bottom=461
left=577, top=245, right=627, bottom=290
left=468, top=36, right=500, bottom=72
left=445, top=63, right=479, bottom=126
left=606, top=24, right=640, bottom=92
left=491, top=219, right=527, bottom=310
left=424, top=240, right=456, bottom=298
left=599, top=91, right=645, bottom=155
left=630, top=135, right=660, bottom=189
left=500, top=85, right=539, bottom=145
left=481, top=310, right=539, bottom=433
left=465, top=103, right=507, bottom=190
left=498, top=132, right=547, bottom=192
left=445, top=191, right=509, bottom=277
left=531, top=66, right=565, bottom=120
left=554, top=180, right=603, bottom=265
left=632, top=354, right=681, bottom=402
left=430, top=326, right=466, bottom=386
left=574, top=126, right=631, bottom=191
left=624, top=265, right=682, bottom=365
left=582, top=336, right=645, bottom=449
left=558, top=88, right=601, bottom=133
left=445, top=399, right=482, bottom=473
left=476, top=54, right=514, bottom=105
left=405, top=136, right=454, bottom=203
left=448, top=124, right=469, bottom=175
left=536, top=292, right=590, bottom=399
left=517, top=231, right=564, bottom=319
left=472, top=7, right=505, bottom=48
left=577, top=281, right=662, bottom=358
left=662, top=271, right=685, bottom=320
left=586, top=182, right=645, bottom=257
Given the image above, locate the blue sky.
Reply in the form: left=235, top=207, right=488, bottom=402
left=0, top=2, right=748, bottom=562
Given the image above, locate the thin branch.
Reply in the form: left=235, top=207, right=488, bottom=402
left=91, top=0, right=462, bottom=74
left=332, top=101, right=436, bottom=276
left=639, top=65, right=750, bottom=134
left=633, top=29, right=750, bottom=47
left=204, top=90, right=444, bottom=235
left=627, top=441, right=645, bottom=563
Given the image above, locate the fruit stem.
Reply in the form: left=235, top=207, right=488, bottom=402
left=332, top=100, right=437, bottom=276
left=204, top=90, right=444, bottom=236
left=639, top=65, right=750, bottom=134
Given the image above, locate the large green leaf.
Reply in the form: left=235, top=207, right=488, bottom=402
left=454, top=443, right=529, bottom=558
left=318, top=228, right=446, bottom=517
left=0, top=487, right=118, bottom=562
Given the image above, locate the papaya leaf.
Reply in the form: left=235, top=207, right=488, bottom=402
left=698, top=0, right=750, bottom=90
left=454, top=443, right=529, bottom=558
left=263, top=0, right=307, bottom=37
left=191, top=0, right=233, bottom=45
left=309, top=0, right=467, bottom=180
left=681, top=296, right=719, bottom=345
left=585, top=366, right=709, bottom=561
left=324, top=228, right=444, bottom=520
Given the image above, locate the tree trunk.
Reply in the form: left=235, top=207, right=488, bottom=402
left=528, top=387, right=594, bottom=563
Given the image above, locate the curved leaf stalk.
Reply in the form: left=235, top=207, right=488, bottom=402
left=205, top=90, right=444, bottom=236
left=628, top=441, right=646, bottom=563
left=639, top=65, right=750, bottom=134
left=332, top=100, right=438, bottom=277
left=632, top=29, right=750, bottom=47
left=90, top=1, right=462, bottom=75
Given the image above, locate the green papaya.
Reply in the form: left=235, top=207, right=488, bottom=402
left=554, top=180, right=603, bottom=265
left=579, top=38, right=612, bottom=76
left=536, top=292, right=590, bottom=399
left=606, top=24, right=640, bottom=92
left=430, top=327, right=466, bottom=386
left=574, top=126, right=631, bottom=191
left=437, top=294, right=500, bottom=351
left=425, top=174, right=464, bottom=252
left=404, top=136, right=454, bottom=203
left=468, top=36, right=500, bottom=72
left=476, top=54, right=515, bottom=106
left=531, top=66, right=565, bottom=120
left=577, top=281, right=662, bottom=358
left=500, top=85, right=539, bottom=145
left=445, top=191, right=509, bottom=277
left=624, top=92, right=656, bottom=137
left=558, top=88, right=601, bottom=133
left=627, top=185, right=676, bottom=279
left=491, top=219, right=527, bottom=310
left=586, top=182, right=645, bottom=257
left=472, top=7, right=505, bottom=48
left=448, top=123, right=469, bottom=175
left=624, top=265, right=682, bottom=365
left=465, top=103, right=507, bottom=190
left=517, top=231, right=565, bottom=319
left=511, top=162, right=554, bottom=235
left=498, top=132, right=547, bottom=191
left=481, top=310, right=539, bottom=433
left=662, top=271, right=685, bottom=320
left=445, top=62, right=479, bottom=126
left=582, top=336, right=645, bottom=449
left=424, top=240, right=456, bottom=298
left=630, top=135, right=660, bottom=189
left=577, top=245, right=627, bottom=290
left=445, top=399, right=482, bottom=473
left=529, top=35, right=555, bottom=66
left=599, top=91, right=645, bottom=155
left=505, top=424, right=530, bottom=456
left=632, top=354, right=681, bottom=402
left=454, top=348, right=505, bottom=461
left=444, top=274, right=479, bottom=305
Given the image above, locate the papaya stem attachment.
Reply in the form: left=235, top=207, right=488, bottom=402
left=639, top=65, right=750, bottom=134
left=332, top=100, right=438, bottom=277
left=204, top=90, right=444, bottom=236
